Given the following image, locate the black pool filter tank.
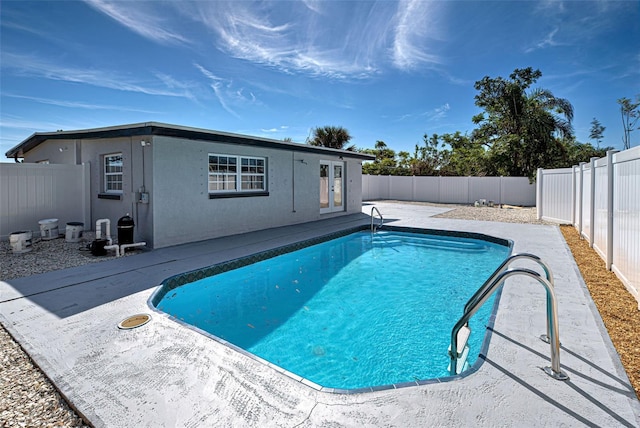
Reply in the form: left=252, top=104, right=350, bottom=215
left=117, top=214, right=134, bottom=245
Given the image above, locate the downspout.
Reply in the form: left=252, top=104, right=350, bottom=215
left=292, top=151, right=296, bottom=213
left=130, top=137, right=137, bottom=233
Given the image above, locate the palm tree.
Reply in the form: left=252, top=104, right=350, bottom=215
left=308, top=126, right=355, bottom=151
left=473, top=68, right=574, bottom=179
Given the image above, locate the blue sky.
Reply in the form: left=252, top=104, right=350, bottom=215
left=1, top=0, right=639, bottom=160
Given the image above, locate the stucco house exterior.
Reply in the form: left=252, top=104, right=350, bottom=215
left=5, top=122, right=374, bottom=249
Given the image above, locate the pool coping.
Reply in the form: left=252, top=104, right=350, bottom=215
left=147, top=225, right=514, bottom=394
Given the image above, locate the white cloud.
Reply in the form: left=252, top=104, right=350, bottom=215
left=431, top=103, right=451, bottom=120
left=536, top=0, right=566, bottom=14
left=302, top=0, right=323, bottom=14
left=83, top=0, right=189, bottom=45
left=191, top=2, right=369, bottom=79
left=393, top=103, right=450, bottom=124
left=525, top=27, right=566, bottom=53
left=260, top=125, right=289, bottom=133
left=195, top=63, right=258, bottom=118
left=81, top=1, right=445, bottom=79
left=3, top=53, right=195, bottom=99
left=418, top=103, right=451, bottom=123
left=392, top=0, right=442, bottom=70
left=0, top=116, right=73, bottom=154
left=185, top=1, right=442, bottom=79
left=3, top=93, right=161, bottom=113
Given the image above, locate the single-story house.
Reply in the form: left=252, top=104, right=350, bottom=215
left=5, top=122, right=374, bottom=248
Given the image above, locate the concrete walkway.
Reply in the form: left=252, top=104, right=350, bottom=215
left=1, top=202, right=639, bottom=427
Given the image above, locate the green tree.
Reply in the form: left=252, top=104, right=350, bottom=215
left=361, top=141, right=410, bottom=175
left=589, top=118, right=605, bottom=149
left=397, top=151, right=412, bottom=173
left=556, top=137, right=612, bottom=167
left=617, top=96, right=640, bottom=150
left=440, top=132, right=487, bottom=176
left=411, top=133, right=450, bottom=175
left=472, top=67, right=574, bottom=179
left=308, top=126, right=355, bottom=151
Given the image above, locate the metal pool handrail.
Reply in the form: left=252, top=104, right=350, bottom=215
left=463, top=253, right=555, bottom=344
left=370, top=206, right=383, bottom=233
left=464, top=253, right=553, bottom=314
left=450, top=265, right=568, bottom=380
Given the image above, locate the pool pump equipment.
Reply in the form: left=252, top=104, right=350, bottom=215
left=89, top=214, right=146, bottom=256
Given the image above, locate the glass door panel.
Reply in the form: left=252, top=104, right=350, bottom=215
left=320, top=161, right=344, bottom=214
left=333, top=164, right=343, bottom=209
left=320, top=163, right=330, bottom=210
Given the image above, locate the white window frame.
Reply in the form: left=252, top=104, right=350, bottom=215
left=104, top=153, right=123, bottom=194
left=208, top=154, right=266, bottom=194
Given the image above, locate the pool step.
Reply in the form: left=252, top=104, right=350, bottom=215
left=447, top=325, right=471, bottom=374
left=371, top=237, right=487, bottom=252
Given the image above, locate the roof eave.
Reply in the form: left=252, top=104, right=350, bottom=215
left=5, top=122, right=375, bottom=161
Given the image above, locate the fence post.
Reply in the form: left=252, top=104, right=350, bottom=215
left=571, top=166, right=576, bottom=226
left=536, top=168, right=543, bottom=220
left=412, top=175, right=416, bottom=201
left=577, top=162, right=586, bottom=234
left=589, top=157, right=597, bottom=248
left=386, top=175, right=391, bottom=200
left=606, top=150, right=618, bottom=270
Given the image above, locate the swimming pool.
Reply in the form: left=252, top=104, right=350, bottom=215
left=150, top=226, right=512, bottom=391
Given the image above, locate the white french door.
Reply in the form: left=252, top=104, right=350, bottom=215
left=320, top=161, right=344, bottom=214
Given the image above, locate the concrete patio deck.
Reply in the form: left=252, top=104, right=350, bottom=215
left=1, top=201, right=639, bottom=427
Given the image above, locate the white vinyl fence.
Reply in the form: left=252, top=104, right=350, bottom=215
left=0, top=163, right=91, bottom=240
left=537, top=146, right=640, bottom=307
left=362, top=175, right=535, bottom=206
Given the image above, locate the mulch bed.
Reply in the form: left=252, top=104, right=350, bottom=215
left=560, top=225, right=640, bottom=399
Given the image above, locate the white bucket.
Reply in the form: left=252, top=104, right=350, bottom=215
left=65, top=222, right=84, bottom=243
left=39, top=218, right=59, bottom=240
left=9, top=231, right=33, bottom=254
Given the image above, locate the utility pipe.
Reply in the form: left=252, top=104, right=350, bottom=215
left=104, top=244, right=120, bottom=257
left=120, top=242, right=146, bottom=254
left=95, top=219, right=112, bottom=245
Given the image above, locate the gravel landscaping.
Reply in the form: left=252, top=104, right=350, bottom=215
left=1, top=203, right=637, bottom=426
left=1, top=233, right=136, bottom=427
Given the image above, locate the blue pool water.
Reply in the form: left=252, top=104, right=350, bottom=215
left=154, top=229, right=511, bottom=390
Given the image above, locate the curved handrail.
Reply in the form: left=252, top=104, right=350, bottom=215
left=370, top=206, right=383, bottom=233
left=464, top=253, right=553, bottom=314
left=449, top=267, right=568, bottom=380
left=464, top=253, right=555, bottom=344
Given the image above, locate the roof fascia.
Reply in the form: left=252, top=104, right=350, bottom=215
left=5, top=122, right=375, bottom=161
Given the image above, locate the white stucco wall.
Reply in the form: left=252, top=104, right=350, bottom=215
left=79, top=137, right=153, bottom=245
left=24, top=136, right=154, bottom=245
left=20, top=133, right=365, bottom=249
left=23, top=138, right=79, bottom=165
left=150, top=136, right=364, bottom=249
